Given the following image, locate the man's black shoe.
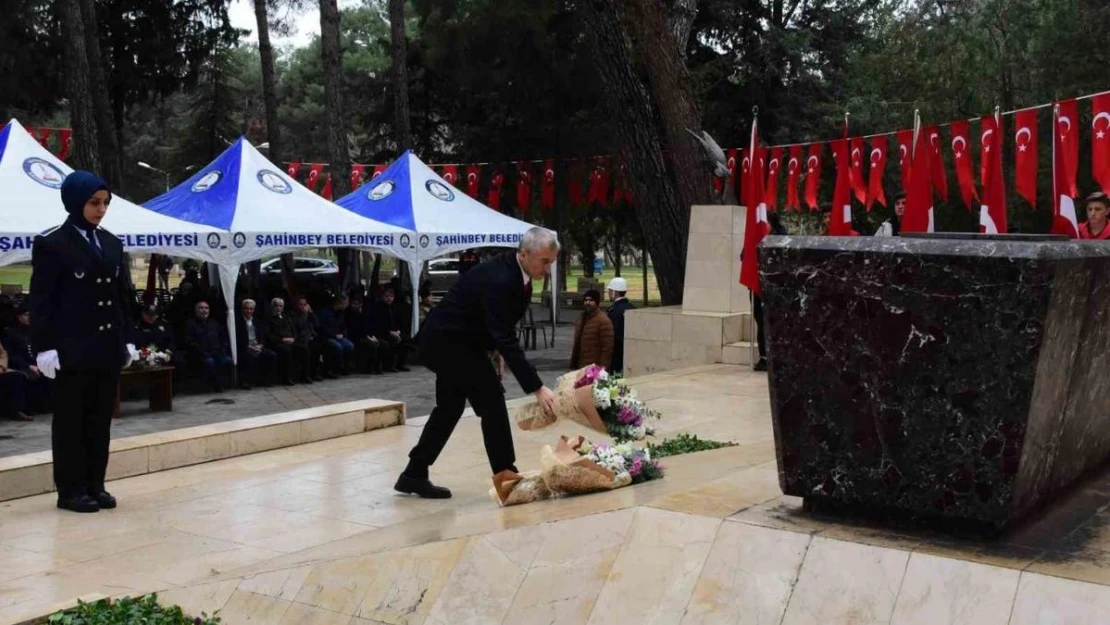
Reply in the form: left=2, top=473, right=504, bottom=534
left=753, top=358, right=768, bottom=372
left=394, top=474, right=452, bottom=499
left=57, top=494, right=99, bottom=513
left=91, top=490, right=117, bottom=509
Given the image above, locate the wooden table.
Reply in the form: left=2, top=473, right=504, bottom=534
left=113, top=365, right=174, bottom=419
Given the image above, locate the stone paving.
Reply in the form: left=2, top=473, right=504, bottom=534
left=0, top=339, right=573, bottom=459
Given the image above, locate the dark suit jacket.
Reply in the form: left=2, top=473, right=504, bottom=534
left=374, top=301, right=402, bottom=338
left=235, top=315, right=267, bottom=356
left=2, top=325, right=35, bottom=371
left=29, top=223, right=129, bottom=370
left=607, top=298, right=634, bottom=373
left=186, top=317, right=229, bottom=360
left=420, top=252, right=541, bottom=393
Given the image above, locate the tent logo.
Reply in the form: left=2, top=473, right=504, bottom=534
left=232, top=232, right=247, bottom=248
left=256, top=170, right=292, bottom=194
left=206, top=233, right=222, bottom=249
left=22, top=158, right=65, bottom=189
left=367, top=180, right=395, bottom=201
left=192, top=170, right=223, bottom=193
left=425, top=180, right=455, bottom=202
left=419, top=234, right=430, bottom=248
left=400, top=234, right=412, bottom=248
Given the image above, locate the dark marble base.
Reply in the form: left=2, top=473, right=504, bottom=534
left=760, top=234, right=1110, bottom=531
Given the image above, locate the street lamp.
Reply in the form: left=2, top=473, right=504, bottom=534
left=137, top=161, right=170, bottom=192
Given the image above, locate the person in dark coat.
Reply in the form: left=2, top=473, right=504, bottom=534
left=234, top=299, right=276, bottom=388
left=290, top=297, right=324, bottom=381
left=185, top=300, right=233, bottom=391
left=130, top=303, right=175, bottom=355
left=347, top=296, right=382, bottom=374
left=29, top=171, right=139, bottom=513
left=396, top=227, right=559, bottom=499
left=605, top=277, right=634, bottom=375
left=266, top=297, right=302, bottom=385
left=374, top=287, right=410, bottom=372
left=317, top=295, right=355, bottom=376
left=3, top=301, right=52, bottom=414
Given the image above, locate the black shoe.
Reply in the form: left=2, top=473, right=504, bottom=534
left=753, top=358, right=768, bottom=372
left=91, top=490, right=117, bottom=509
left=394, top=474, right=452, bottom=499
left=57, top=494, right=99, bottom=513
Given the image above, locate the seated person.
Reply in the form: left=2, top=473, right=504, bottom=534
left=235, top=299, right=276, bottom=389
left=0, top=341, right=30, bottom=421
left=130, top=303, right=176, bottom=356
left=375, top=287, right=410, bottom=372
left=347, top=296, right=382, bottom=374
left=2, top=302, right=51, bottom=414
left=266, top=297, right=304, bottom=385
left=185, top=300, right=234, bottom=392
left=317, top=295, right=355, bottom=377
left=290, top=297, right=325, bottom=381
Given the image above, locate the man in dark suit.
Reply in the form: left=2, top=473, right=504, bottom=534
left=605, top=277, right=635, bottom=375
left=374, top=287, right=410, bottom=372
left=395, top=227, right=559, bottom=498
left=235, top=298, right=276, bottom=388
left=130, top=303, right=175, bottom=355
left=185, top=300, right=234, bottom=391
left=30, top=171, right=139, bottom=513
left=3, top=301, right=52, bottom=414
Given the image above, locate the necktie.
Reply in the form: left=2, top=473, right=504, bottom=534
left=86, top=230, right=102, bottom=258
left=525, top=280, right=533, bottom=301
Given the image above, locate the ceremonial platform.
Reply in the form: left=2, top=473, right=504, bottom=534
left=2, top=365, right=1109, bottom=624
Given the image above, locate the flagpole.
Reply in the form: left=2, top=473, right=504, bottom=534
left=749, top=106, right=758, bottom=371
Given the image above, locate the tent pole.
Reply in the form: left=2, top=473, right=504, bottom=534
left=218, top=264, right=241, bottom=366
left=408, top=258, right=422, bottom=338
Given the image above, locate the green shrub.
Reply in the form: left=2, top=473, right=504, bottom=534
left=47, top=594, right=219, bottom=625
left=647, top=433, right=738, bottom=458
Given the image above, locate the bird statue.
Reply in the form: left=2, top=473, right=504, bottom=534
left=687, top=128, right=732, bottom=203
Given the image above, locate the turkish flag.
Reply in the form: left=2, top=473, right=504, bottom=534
left=925, top=126, right=948, bottom=202
left=849, top=137, right=867, bottom=205
left=739, top=149, right=750, bottom=207
left=541, top=160, right=556, bottom=210
left=35, top=127, right=51, bottom=149
left=950, top=120, right=978, bottom=210
left=979, top=113, right=1007, bottom=234
left=286, top=162, right=301, bottom=181
left=1092, top=94, right=1110, bottom=195
left=1053, top=100, right=1080, bottom=238
left=371, top=164, right=386, bottom=180
left=465, top=165, right=481, bottom=198
left=488, top=169, right=505, bottom=211
left=1014, top=109, right=1038, bottom=207
left=307, top=164, right=324, bottom=191
left=587, top=157, right=610, bottom=206
left=829, top=137, right=853, bottom=235
left=764, top=147, right=782, bottom=210
left=613, top=162, right=633, bottom=206
left=320, top=175, right=333, bottom=200
left=785, top=146, right=802, bottom=211
left=866, top=136, right=887, bottom=211
left=350, top=164, right=366, bottom=190
left=896, top=129, right=914, bottom=191
left=904, top=120, right=935, bottom=233
left=804, top=143, right=822, bottom=211
left=516, top=162, right=533, bottom=215
left=726, top=148, right=738, bottom=199
left=739, top=117, right=769, bottom=296
left=58, top=129, right=72, bottom=160
left=441, top=165, right=459, bottom=188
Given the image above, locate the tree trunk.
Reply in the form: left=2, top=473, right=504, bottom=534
left=320, top=0, right=356, bottom=292
left=578, top=0, right=689, bottom=304
left=78, top=0, right=122, bottom=189
left=389, top=0, right=411, bottom=151
left=59, top=0, right=100, bottom=173
left=667, top=0, right=698, bottom=59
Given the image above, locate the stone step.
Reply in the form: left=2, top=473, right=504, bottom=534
left=721, top=341, right=755, bottom=366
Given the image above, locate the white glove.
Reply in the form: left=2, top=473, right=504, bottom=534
left=36, top=350, right=60, bottom=380
left=124, top=343, right=139, bottom=369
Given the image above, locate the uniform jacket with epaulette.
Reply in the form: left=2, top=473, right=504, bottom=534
left=29, top=224, right=129, bottom=371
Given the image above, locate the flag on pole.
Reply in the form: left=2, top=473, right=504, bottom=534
left=804, top=143, right=822, bottom=211
left=866, top=136, right=888, bottom=211
left=1053, top=101, right=1080, bottom=238
left=950, top=120, right=979, bottom=210
left=1092, top=94, right=1110, bottom=195
left=786, top=146, right=802, bottom=211
left=903, top=112, right=935, bottom=233
left=979, top=110, right=1007, bottom=234
left=1013, top=109, right=1038, bottom=207
left=739, top=112, right=770, bottom=296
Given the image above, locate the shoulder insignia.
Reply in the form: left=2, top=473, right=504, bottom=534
left=37, top=225, right=63, bottom=237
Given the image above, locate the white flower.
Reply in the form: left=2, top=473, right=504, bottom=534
left=630, top=425, right=647, bottom=440
left=592, top=385, right=612, bottom=409
left=597, top=369, right=609, bottom=381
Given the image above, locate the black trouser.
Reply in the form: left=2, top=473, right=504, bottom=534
left=271, top=342, right=301, bottom=382
left=380, top=334, right=409, bottom=370
left=239, top=346, right=277, bottom=385
left=406, top=341, right=516, bottom=477
left=355, top=338, right=382, bottom=372
left=753, top=294, right=766, bottom=359
left=52, top=367, right=118, bottom=498
left=0, top=371, right=28, bottom=417
left=296, top=341, right=321, bottom=379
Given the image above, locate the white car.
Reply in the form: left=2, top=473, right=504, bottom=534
left=260, top=257, right=339, bottom=276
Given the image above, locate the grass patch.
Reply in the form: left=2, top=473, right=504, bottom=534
left=45, top=595, right=218, bottom=625
left=647, top=433, right=739, bottom=458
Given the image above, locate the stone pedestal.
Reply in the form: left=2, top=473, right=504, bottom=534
left=761, top=233, right=1110, bottom=531
left=624, top=205, right=753, bottom=377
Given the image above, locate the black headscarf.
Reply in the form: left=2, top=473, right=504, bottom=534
left=60, top=170, right=111, bottom=233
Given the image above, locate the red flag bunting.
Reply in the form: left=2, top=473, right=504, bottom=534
left=904, top=119, right=935, bottom=233
left=926, top=126, right=948, bottom=202
left=1014, top=109, right=1038, bottom=208
left=764, top=147, right=782, bottom=210
left=1092, top=94, right=1110, bottom=195
left=350, top=164, right=365, bottom=190
left=371, top=164, right=386, bottom=180
left=465, top=165, right=481, bottom=198
left=804, top=143, right=822, bottom=211
left=488, top=169, right=505, bottom=211
left=950, top=120, right=978, bottom=210
left=1053, top=100, right=1080, bottom=238
left=726, top=148, right=738, bottom=200
left=441, top=165, right=459, bottom=188
left=320, top=175, right=333, bottom=200
left=587, top=157, right=610, bottom=206
left=896, top=129, right=913, bottom=192
left=516, top=162, right=532, bottom=215
left=739, top=148, right=750, bottom=206
left=35, top=128, right=52, bottom=149
left=307, top=164, right=324, bottom=191
left=849, top=137, right=867, bottom=205
left=866, top=136, right=888, bottom=211
left=541, top=160, right=556, bottom=211
left=568, top=161, right=585, bottom=206
left=286, top=162, right=301, bottom=181
left=785, top=146, right=802, bottom=212
left=980, top=113, right=1007, bottom=234
left=829, top=136, right=853, bottom=235
left=739, top=116, right=769, bottom=296
left=58, top=129, right=72, bottom=161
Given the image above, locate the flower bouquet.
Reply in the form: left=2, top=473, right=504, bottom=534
left=515, top=365, right=660, bottom=442
left=130, top=347, right=172, bottom=369
left=491, top=435, right=664, bottom=506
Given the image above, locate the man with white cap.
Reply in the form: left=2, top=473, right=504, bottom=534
left=606, top=277, right=634, bottom=375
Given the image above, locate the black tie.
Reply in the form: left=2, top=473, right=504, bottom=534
left=86, top=230, right=102, bottom=258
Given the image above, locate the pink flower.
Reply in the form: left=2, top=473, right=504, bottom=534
left=629, top=456, right=644, bottom=477
left=617, top=405, right=640, bottom=425
left=575, top=364, right=606, bottom=389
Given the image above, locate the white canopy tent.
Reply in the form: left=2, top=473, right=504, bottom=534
left=143, top=138, right=408, bottom=359
left=333, top=151, right=558, bottom=337
left=0, top=119, right=221, bottom=267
